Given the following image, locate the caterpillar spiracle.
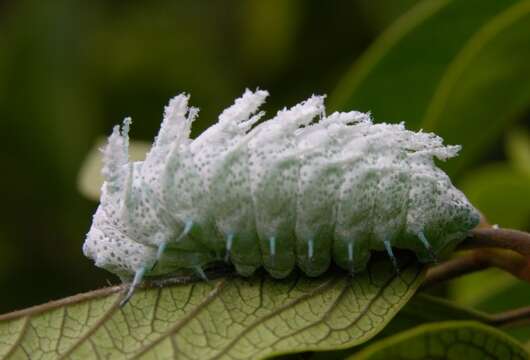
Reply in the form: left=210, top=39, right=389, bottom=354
left=83, top=89, right=480, bottom=303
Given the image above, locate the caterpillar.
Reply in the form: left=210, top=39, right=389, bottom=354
left=83, top=89, right=479, bottom=303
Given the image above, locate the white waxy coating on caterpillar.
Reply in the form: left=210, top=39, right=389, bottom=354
left=83, top=89, right=480, bottom=283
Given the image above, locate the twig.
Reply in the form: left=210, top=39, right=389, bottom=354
left=461, top=228, right=530, bottom=257
left=422, top=252, right=489, bottom=288
left=408, top=294, right=530, bottom=329
left=419, top=226, right=530, bottom=328
left=489, top=305, right=530, bottom=328
left=423, top=227, right=530, bottom=289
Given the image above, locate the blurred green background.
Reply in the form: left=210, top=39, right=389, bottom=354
left=0, top=0, right=529, bottom=315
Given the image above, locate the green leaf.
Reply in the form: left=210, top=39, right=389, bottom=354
left=305, top=294, right=496, bottom=360
left=348, top=321, right=529, bottom=360
left=447, top=267, right=530, bottom=319
left=448, top=268, right=530, bottom=344
left=390, top=292, right=530, bottom=345
left=458, top=163, right=530, bottom=230
left=0, top=257, right=424, bottom=359
left=330, top=0, right=530, bottom=176
left=77, top=138, right=151, bottom=201
left=354, top=0, right=421, bottom=33
left=312, top=293, right=529, bottom=360
left=449, top=269, right=520, bottom=309
left=240, top=0, right=300, bottom=75
left=399, top=294, right=493, bottom=324
left=507, top=128, right=530, bottom=177
left=374, top=294, right=490, bottom=342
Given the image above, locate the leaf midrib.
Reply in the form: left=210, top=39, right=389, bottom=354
left=266, top=260, right=423, bottom=359
left=215, top=259, right=420, bottom=360
left=209, top=276, right=341, bottom=360
left=58, top=294, right=123, bottom=359
left=133, top=278, right=228, bottom=357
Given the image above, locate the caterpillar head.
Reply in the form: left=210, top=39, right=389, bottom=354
left=83, top=205, right=157, bottom=278
left=83, top=118, right=168, bottom=278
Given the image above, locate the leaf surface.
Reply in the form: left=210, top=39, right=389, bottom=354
left=349, top=321, right=529, bottom=360
left=459, top=163, right=530, bottom=230
left=0, top=256, right=424, bottom=360
left=399, top=294, right=493, bottom=324
left=330, top=0, right=530, bottom=176
left=308, top=293, right=530, bottom=359
left=507, top=128, right=530, bottom=177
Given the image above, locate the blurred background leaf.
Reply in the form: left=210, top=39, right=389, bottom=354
left=295, top=293, right=530, bottom=359
left=348, top=321, right=528, bottom=360
left=448, top=269, right=530, bottom=342
left=459, top=163, right=530, bottom=230
left=331, top=0, right=530, bottom=177
left=507, top=128, right=530, bottom=176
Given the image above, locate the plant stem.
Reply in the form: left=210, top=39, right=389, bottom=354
left=462, top=228, right=530, bottom=257
left=489, top=305, right=530, bottom=328
left=423, top=227, right=530, bottom=289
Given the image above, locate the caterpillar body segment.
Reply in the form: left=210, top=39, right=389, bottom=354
left=83, top=89, right=480, bottom=290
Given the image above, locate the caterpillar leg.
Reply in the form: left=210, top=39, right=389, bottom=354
left=224, top=233, right=234, bottom=262
left=150, top=242, right=168, bottom=271
left=383, top=239, right=399, bottom=274
left=120, top=266, right=146, bottom=307
left=177, top=220, right=194, bottom=242
left=307, top=238, right=314, bottom=260
left=193, top=265, right=209, bottom=282
left=418, top=231, right=438, bottom=263
left=151, top=220, right=194, bottom=271
left=332, top=232, right=371, bottom=274
left=296, top=233, right=331, bottom=277
left=261, top=234, right=295, bottom=279
left=347, top=241, right=355, bottom=275
left=269, top=236, right=276, bottom=266
left=227, top=231, right=261, bottom=277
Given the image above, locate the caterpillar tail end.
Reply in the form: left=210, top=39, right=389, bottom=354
left=120, top=266, right=146, bottom=307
